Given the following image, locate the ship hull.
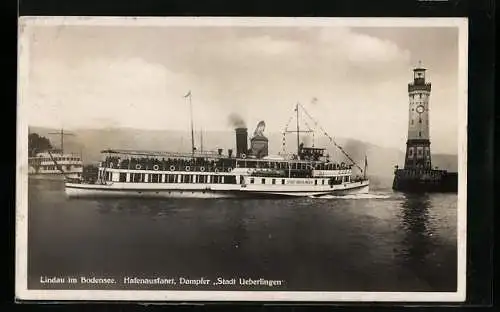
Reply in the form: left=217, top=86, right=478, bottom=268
left=64, top=180, right=369, bottom=199
left=241, top=181, right=369, bottom=198
left=29, top=172, right=82, bottom=181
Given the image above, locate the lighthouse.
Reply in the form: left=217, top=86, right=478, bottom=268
left=404, top=61, right=432, bottom=170
left=392, top=62, right=458, bottom=193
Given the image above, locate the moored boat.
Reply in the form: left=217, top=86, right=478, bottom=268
left=28, top=129, right=83, bottom=181
left=29, top=151, right=83, bottom=181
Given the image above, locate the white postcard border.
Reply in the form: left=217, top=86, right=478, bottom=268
left=16, top=16, right=468, bottom=302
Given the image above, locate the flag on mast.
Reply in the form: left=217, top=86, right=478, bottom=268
left=184, top=90, right=191, bottom=98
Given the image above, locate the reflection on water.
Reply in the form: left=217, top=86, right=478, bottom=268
left=27, top=179, right=457, bottom=292
left=399, top=194, right=433, bottom=264
left=396, top=194, right=457, bottom=291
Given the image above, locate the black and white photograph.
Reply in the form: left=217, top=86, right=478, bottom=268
left=16, top=17, right=467, bottom=302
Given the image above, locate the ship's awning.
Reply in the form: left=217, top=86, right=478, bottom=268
left=100, top=149, right=224, bottom=159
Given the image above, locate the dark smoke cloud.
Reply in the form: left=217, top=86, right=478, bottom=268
left=228, top=113, right=246, bottom=128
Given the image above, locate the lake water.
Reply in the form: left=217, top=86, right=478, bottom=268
left=26, top=178, right=457, bottom=292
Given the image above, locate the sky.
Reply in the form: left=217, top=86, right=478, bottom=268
left=20, top=18, right=464, bottom=154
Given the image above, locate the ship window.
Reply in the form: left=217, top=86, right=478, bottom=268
left=119, top=173, right=126, bottom=182
left=419, top=131, right=422, bottom=137
left=250, top=178, right=254, bottom=184
left=261, top=178, right=266, bottom=184
left=419, top=118, right=422, bottom=123
left=315, top=180, right=317, bottom=185
left=282, top=179, right=285, bottom=185
left=225, top=175, right=236, bottom=184
left=272, top=179, right=276, bottom=185
left=322, top=180, right=325, bottom=185
left=152, top=174, right=159, bottom=183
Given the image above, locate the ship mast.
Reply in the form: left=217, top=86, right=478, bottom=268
left=184, top=91, right=195, bottom=156
left=283, top=102, right=314, bottom=157
left=200, top=129, right=204, bottom=153
left=296, top=103, right=300, bottom=156
left=297, top=102, right=364, bottom=173
left=48, top=128, right=74, bottom=153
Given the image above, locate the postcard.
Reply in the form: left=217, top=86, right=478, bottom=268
left=16, top=16, right=468, bottom=302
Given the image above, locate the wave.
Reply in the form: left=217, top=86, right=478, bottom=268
left=310, top=192, right=396, bottom=200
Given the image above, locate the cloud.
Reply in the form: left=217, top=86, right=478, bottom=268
left=317, top=27, right=410, bottom=63
left=22, top=25, right=458, bottom=154
left=26, top=57, right=188, bottom=129
left=237, top=35, right=300, bottom=55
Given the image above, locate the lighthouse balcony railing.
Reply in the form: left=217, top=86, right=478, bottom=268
left=408, top=83, right=431, bottom=92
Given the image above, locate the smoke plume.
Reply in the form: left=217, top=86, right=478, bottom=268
left=228, top=113, right=246, bottom=128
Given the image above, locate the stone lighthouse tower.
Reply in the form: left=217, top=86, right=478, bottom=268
left=393, top=62, right=457, bottom=193
left=404, top=61, right=432, bottom=170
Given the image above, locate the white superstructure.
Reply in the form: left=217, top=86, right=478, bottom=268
left=28, top=151, right=83, bottom=180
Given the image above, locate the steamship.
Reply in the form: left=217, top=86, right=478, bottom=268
left=29, top=151, right=83, bottom=180
left=29, top=130, right=83, bottom=180
left=64, top=104, right=369, bottom=198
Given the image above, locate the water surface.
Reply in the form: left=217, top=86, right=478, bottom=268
left=27, top=179, right=457, bottom=292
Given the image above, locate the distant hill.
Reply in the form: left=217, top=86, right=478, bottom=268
left=28, top=126, right=458, bottom=190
